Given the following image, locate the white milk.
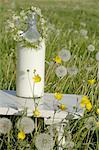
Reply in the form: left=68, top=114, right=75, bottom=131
left=16, top=40, right=45, bottom=98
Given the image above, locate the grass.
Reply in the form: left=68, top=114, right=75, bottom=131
left=0, top=0, right=99, bottom=94
left=0, top=0, right=99, bottom=149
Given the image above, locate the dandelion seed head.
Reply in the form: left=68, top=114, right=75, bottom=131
left=0, top=118, right=12, bottom=134
left=96, top=52, right=99, bottom=61
left=58, top=48, right=71, bottom=62
left=87, top=44, right=95, bottom=52
left=35, top=133, right=54, bottom=150
left=55, top=66, right=67, bottom=78
left=17, top=117, right=34, bottom=134
left=97, top=71, right=99, bottom=79
left=85, top=117, right=96, bottom=130
left=80, top=29, right=88, bottom=37
left=67, top=66, right=78, bottom=76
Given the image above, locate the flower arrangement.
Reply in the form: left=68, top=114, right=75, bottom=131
left=8, top=6, right=47, bottom=48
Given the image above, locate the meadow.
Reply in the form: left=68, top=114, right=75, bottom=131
left=0, top=0, right=99, bottom=149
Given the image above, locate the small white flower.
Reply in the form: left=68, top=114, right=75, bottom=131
left=55, top=66, right=67, bottom=78
left=17, top=117, right=34, bottom=134
left=87, top=44, right=95, bottom=52
left=59, top=48, right=71, bottom=62
left=96, top=52, right=99, bottom=61
left=80, top=29, right=88, bottom=37
left=35, top=133, right=55, bottom=150
left=0, top=118, right=12, bottom=134
left=67, top=66, right=78, bottom=76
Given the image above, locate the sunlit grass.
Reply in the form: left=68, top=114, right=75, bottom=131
left=0, top=1, right=99, bottom=149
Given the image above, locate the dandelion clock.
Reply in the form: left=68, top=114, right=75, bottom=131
left=8, top=7, right=47, bottom=98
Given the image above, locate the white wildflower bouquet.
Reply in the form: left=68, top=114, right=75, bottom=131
left=7, top=6, right=47, bottom=48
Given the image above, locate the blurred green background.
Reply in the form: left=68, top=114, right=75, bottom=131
left=0, top=0, right=99, bottom=95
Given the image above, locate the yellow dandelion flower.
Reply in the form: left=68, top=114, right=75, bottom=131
left=54, top=56, right=62, bottom=64
left=33, top=108, right=41, bottom=117
left=33, top=74, right=41, bottom=83
left=18, top=131, right=26, bottom=140
left=96, top=121, right=99, bottom=127
left=59, top=104, right=66, bottom=111
left=54, top=92, right=63, bottom=101
left=88, top=79, right=96, bottom=85
left=80, top=102, right=85, bottom=108
left=86, top=102, right=92, bottom=111
left=80, top=96, right=90, bottom=108
left=96, top=108, right=99, bottom=115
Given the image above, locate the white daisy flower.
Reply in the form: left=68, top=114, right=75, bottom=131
left=80, top=29, right=88, bottom=37
left=87, top=44, right=95, bottom=52
left=58, top=48, right=71, bottom=62
left=17, top=117, right=34, bottom=134
left=35, top=133, right=55, bottom=150
left=0, top=118, right=12, bottom=134
left=55, top=66, right=67, bottom=78
left=96, top=52, right=99, bottom=61
left=67, top=66, right=78, bottom=76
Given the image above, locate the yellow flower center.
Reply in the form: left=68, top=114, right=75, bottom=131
left=88, top=79, right=96, bottom=85
left=96, top=108, right=99, bottom=115
left=33, top=108, right=41, bottom=117
left=96, top=121, right=99, bottom=127
left=54, top=92, right=63, bottom=101
left=33, top=74, right=41, bottom=83
left=86, top=102, right=92, bottom=111
left=80, top=96, right=90, bottom=107
left=54, top=56, right=62, bottom=64
left=59, top=104, right=66, bottom=111
left=18, top=131, right=26, bottom=140
left=80, top=96, right=92, bottom=111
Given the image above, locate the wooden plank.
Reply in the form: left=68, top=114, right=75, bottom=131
left=0, top=90, right=83, bottom=120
